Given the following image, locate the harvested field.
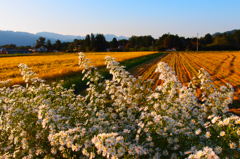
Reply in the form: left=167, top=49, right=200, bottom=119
left=131, top=51, right=240, bottom=107
left=0, top=51, right=157, bottom=84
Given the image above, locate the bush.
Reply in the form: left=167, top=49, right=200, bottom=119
left=0, top=53, right=239, bottom=159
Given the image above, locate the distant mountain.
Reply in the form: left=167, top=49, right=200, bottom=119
left=36, top=32, right=84, bottom=42
left=36, top=32, right=129, bottom=42
left=213, top=29, right=239, bottom=36
left=103, top=34, right=129, bottom=41
left=0, top=30, right=128, bottom=46
left=0, top=31, right=39, bottom=46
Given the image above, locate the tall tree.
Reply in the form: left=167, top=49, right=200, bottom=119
left=54, top=40, right=62, bottom=50
left=35, top=37, right=46, bottom=48
left=90, top=34, right=96, bottom=51
left=203, top=33, right=213, bottom=44
left=94, top=34, right=107, bottom=51
left=110, top=38, right=119, bottom=49
left=46, top=40, right=52, bottom=51
left=85, top=34, right=91, bottom=51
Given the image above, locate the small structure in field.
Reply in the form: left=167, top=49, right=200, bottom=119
left=31, top=46, right=48, bottom=53
left=166, top=48, right=177, bottom=51
left=0, top=48, right=8, bottom=54
left=0, top=48, right=32, bottom=54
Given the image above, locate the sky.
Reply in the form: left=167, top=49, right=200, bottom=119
left=0, top=0, right=239, bottom=38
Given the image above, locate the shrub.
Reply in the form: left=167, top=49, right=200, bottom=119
left=0, top=53, right=239, bottom=159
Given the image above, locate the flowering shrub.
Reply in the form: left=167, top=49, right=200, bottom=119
left=0, top=52, right=239, bottom=159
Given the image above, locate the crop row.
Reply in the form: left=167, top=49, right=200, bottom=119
left=132, top=51, right=240, bottom=109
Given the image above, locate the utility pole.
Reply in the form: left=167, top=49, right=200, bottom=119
left=196, top=33, right=199, bottom=52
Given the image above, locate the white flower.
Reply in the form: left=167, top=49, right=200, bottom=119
left=237, top=129, right=240, bottom=135
left=205, top=131, right=211, bottom=138
left=219, top=131, right=225, bottom=137
left=123, top=129, right=131, bottom=133
left=229, top=142, right=237, bottom=149
left=195, top=129, right=202, bottom=135
left=211, top=116, right=220, bottom=124
left=223, top=118, right=230, bottom=126
left=214, top=146, right=222, bottom=154
left=162, top=150, right=169, bottom=156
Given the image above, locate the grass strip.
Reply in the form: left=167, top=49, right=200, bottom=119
left=52, top=52, right=165, bottom=93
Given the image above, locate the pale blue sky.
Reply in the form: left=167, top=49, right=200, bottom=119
left=0, top=0, right=239, bottom=37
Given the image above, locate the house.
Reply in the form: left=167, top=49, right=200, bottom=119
left=166, top=48, right=177, bottom=51
left=0, top=48, right=8, bottom=54
left=31, top=46, right=48, bottom=52
left=0, top=48, right=32, bottom=54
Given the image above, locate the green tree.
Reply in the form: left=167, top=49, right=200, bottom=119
left=35, top=37, right=46, bottom=48
left=46, top=40, right=52, bottom=51
left=110, top=38, right=119, bottom=50
left=90, top=34, right=96, bottom=51
left=156, top=34, right=182, bottom=50
left=54, top=40, right=62, bottom=51
left=94, top=34, right=107, bottom=51
left=85, top=34, right=91, bottom=51
left=203, top=33, right=213, bottom=44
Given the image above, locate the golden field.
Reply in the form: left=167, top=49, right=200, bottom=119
left=0, top=51, right=158, bottom=84
left=132, top=51, right=240, bottom=100
left=2, top=50, right=240, bottom=99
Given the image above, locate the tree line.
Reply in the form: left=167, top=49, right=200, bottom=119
left=1, top=30, right=240, bottom=52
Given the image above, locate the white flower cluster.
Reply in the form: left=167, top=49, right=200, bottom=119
left=0, top=79, right=12, bottom=86
left=92, top=132, right=147, bottom=159
left=18, top=63, right=36, bottom=83
left=188, top=147, right=220, bottom=159
left=0, top=53, right=239, bottom=158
